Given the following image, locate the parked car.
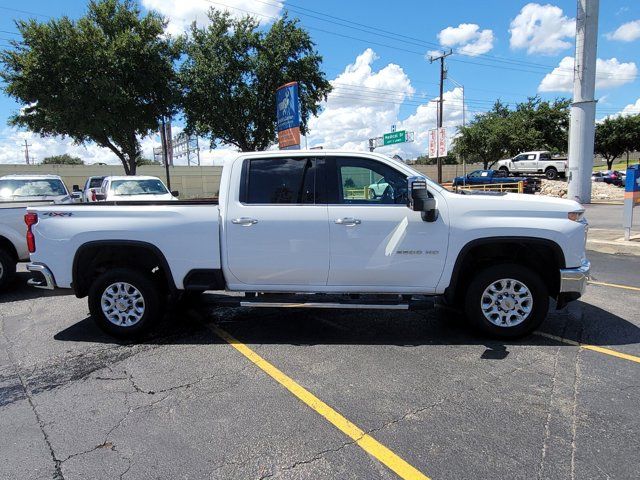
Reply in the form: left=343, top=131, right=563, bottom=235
left=97, top=176, right=178, bottom=201
left=495, top=151, right=567, bottom=180
left=591, top=170, right=624, bottom=187
left=80, top=176, right=106, bottom=202
left=26, top=151, right=589, bottom=340
left=0, top=174, right=72, bottom=289
left=368, top=177, right=390, bottom=199
left=452, top=170, right=541, bottom=194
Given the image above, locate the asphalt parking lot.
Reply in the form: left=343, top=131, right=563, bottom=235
left=1, top=250, right=639, bottom=480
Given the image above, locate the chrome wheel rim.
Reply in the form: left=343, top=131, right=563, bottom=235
left=480, top=278, right=532, bottom=327
left=0, top=262, right=4, bottom=280
left=101, top=282, right=145, bottom=327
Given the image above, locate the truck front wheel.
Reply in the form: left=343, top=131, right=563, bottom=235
left=0, top=249, right=17, bottom=290
left=464, top=264, right=548, bottom=338
left=88, top=268, right=164, bottom=338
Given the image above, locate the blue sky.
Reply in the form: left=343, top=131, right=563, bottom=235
left=0, top=0, right=638, bottom=164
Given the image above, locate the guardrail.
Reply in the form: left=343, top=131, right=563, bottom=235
left=444, top=181, right=524, bottom=194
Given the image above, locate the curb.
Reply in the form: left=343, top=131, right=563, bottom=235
left=587, top=239, right=640, bottom=256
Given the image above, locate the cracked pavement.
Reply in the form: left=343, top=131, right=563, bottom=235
left=1, top=250, right=640, bottom=480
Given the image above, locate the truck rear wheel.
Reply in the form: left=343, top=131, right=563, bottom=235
left=545, top=167, right=558, bottom=180
left=499, top=166, right=509, bottom=176
left=464, top=264, right=548, bottom=338
left=0, top=249, right=17, bottom=290
left=88, top=268, right=163, bottom=338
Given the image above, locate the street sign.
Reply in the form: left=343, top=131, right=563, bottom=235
left=428, top=129, right=437, bottom=158
left=383, top=130, right=407, bottom=146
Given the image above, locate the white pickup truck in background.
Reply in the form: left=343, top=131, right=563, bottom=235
left=25, top=151, right=589, bottom=339
left=0, top=174, right=72, bottom=289
left=495, top=151, right=568, bottom=180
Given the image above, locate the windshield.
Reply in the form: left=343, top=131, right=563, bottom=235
left=109, top=179, right=168, bottom=196
left=0, top=179, right=68, bottom=198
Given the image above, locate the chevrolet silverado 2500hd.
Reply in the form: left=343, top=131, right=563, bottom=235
left=25, top=151, right=589, bottom=339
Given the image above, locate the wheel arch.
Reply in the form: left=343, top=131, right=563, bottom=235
left=0, top=236, right=19, bottom=261
left=445, top=236, right=566, bottom=302
left=72, top=240, right=176, bottom=298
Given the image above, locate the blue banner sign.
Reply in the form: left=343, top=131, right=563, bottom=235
left=276, top=82, right=301, bottom=149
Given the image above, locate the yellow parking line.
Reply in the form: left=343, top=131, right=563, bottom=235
left=209, top=323, right=430, bottom=480
left=535, top=331, right=640, bottom=364
left=588, top=280, right=640, bottom=292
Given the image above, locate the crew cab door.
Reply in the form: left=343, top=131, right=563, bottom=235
left=325, top=156, right=448, bottom=291
left=514, top=153, right=536, bottom=172
left=224, top=155, right=329, bottom=287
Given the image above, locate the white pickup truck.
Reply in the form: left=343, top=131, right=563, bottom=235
left=25, top=151, right=589, bottom=339
left=0, top=174, right=72, bottom=289
left=495, top=151, right=568, bottom=180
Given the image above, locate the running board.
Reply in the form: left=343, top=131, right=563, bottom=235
left=239, top=301, right=410, bottom=310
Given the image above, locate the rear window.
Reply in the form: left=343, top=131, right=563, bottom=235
left=88, top=177, right=104, bottom=188
left=0, top=179, right=67, bottom=198
left=243, top=157, right=317, bottom=204
left=109, top=179, right=168, bottom=196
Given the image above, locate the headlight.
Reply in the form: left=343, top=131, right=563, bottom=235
left=568, top=210, right=585, bottom=222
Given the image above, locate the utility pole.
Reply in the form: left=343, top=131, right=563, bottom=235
left=567, top=0, right=599, bottom=203
left=160, top=117, right=171, bottom=190
left=23, top=139, right=32, bottom=165
left=430, top=50, right=453, bottom=183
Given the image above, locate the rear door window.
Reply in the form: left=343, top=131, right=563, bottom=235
left=242, top=157, right=324, bottom=204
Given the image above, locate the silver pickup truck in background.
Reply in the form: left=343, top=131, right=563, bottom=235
left=0, top=174, right=72, bottom=289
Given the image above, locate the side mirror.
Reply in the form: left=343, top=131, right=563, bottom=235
left=171, top=190, right=179, bottom=197
left=72, top=184, right=80, bottom=192
left=407, top=176, right=438, bottom=222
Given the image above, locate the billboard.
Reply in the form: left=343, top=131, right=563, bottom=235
left=276, top=82, right=301, bottom=149
left=428, top=128, right=447, bottom=158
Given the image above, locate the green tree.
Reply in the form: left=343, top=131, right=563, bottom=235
left=451, top=97, right=570, bottom=169
left=1, top=0, right=181, bottom=175
left=41, top=154, right=84, bottom=165
left=180, top=10, right=332, bottom=151
left=595, top=116, right=628, bottom=169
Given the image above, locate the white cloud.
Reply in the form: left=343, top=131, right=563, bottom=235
left=307, top=49, right=464, bottom=159
left=0, top=127, right=233, bottom=167
left=601, top=98, right=640, bottom=121
left=437, top=23, right=494, bottom=56
left=606, top=20, right=640, bottom=42
left=509, top=3, right=575, bottom=55
left=538, top=56, right=638, bottom=92
left=141, top=0, right=283, bottom=35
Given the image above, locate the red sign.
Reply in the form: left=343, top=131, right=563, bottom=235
left=278, top=126, right=301, bottom=149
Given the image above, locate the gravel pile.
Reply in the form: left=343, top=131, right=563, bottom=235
left=537, top=179, right=624, bottom=201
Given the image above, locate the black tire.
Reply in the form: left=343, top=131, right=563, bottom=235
left=499, top=167, right=510, bottom=176
left=368, top=188, right=378, bottom=200
left=464, top=263, right=549, bottom=339
left=88, top=268, right=164, bottom=338
left=545, top=167, right=558, bottom=180
left=0, top=249, right=17, bottom=290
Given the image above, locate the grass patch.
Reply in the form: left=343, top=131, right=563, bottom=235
left=593, top=160, right=640, bottom=172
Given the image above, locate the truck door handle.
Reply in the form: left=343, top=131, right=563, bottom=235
left=335, top=217, right=361, bottom=226
left=231, top=217, right=258, bottom=226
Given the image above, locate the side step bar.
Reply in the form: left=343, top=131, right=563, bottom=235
left=239, top=301, right=409, bottom=310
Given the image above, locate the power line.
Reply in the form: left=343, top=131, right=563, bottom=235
left=0, top=6, right=52, bottom=19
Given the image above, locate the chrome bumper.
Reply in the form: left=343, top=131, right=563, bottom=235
left=26, top=263, right=56, bottom=290
left=559, top=259, right=590, bottom=295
